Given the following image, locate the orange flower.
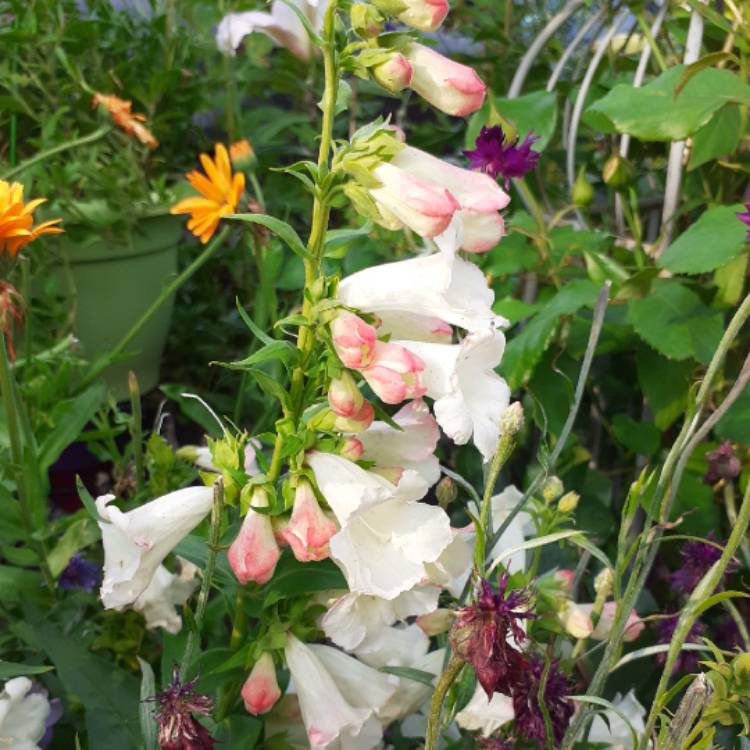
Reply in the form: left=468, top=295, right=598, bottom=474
left=171, top=144, right=245, bottom=243
left=92, top=92, right=158, bottom=149
left=0, top=180, right=63, bottom=258
left=229, top=138, right=255, bottom=169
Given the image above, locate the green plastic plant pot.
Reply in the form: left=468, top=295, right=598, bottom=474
left=60, top=215, right=182, bottom=401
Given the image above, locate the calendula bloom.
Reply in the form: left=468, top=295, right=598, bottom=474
left=464, top=126, right=540, bottom=188
left=0, top=677, right=51, bottom=750
left=171, top=143, right=245, bottom=243
left=242, top=653, right=281, bottom=716
left=0, top=180, right=63, bottom=258
left=737, top=201, right=750, bottom=240
left=92, top=92, right=158, bottom=149
left=456, top=685, right=514, bottom=738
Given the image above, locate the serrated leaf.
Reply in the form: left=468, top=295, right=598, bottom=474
left=227, top=213, right=308, bottom=258
left=658, top=204, right=747, bottom=274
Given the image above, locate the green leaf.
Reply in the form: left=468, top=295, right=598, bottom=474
left=47, top=515, right=100, bottom=577
left=636, top=348, right=694, bottom=430
left=159, top=385, right=223, bottom=438
left=612, top=414, right=660, bottom=455
left=219, top=341, right=298, bottom=370
left=715, top=383, right=750, bottom=443
left=487, top=531, right=585, bottom=574
left=626, top=280, right=724, bottom=363
left=380, top=666, right=436, bottom=687
left=584, top=65, right=750, bottom=141
left=262, top=553, right=345, bottom=608
left=569, top=695, right=640, bottom=750
left=247, top=368, right=292, bottom=411
left=0, top=660, right=54, bottom=679
left=76, top=475, right=106, bottom=524
left=466, top=90, right=557, bottom=151
left=236, top=298, right=275, bottom=346
left=38, top=383, right=105, bottom=472
left=227, top=213, right=309, bottom=258
left=688, top=105, right=744, bottom=170
left=324, top=221, right=373, bottom=258
left=0, top=565, right=44, bottom=603
left=674, top=51, right=740, bottom=97
left=137, top=657, right=158, bottom=750
left=658, top=204, right=747, bottom=274
left=714, top=252, right=748, bottom=306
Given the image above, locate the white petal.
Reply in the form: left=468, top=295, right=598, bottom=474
left=489, top=486, right=532, bottom=575
left=0, top=677, right=50, bottom=747
left=354, top=624, right=429, bottom=668
left=456, top=685, right=514, bottom=737
left=378, top=648, right=445, bottom=724
left=132, top=564, right=198, bottom=634
left=587, top=690, right=646, bottom=749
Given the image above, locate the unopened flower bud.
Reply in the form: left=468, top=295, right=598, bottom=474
left=227, top=488, right=280, bottom=585
left=558, top=491, right=579, bottom=514
left=594, top=568, right=614, bottom=597
left=542, top=476, right=564, bottom=503
left=331, top=312, right=378, bottom=369
left=333, top=400, right=375, bottom=433
left=350, top=2, right=383, bottom=37
left=279, top=480, right=336, bottom=563
left=554, top=569, right=575, bottom=592
left=602, top=153, right=634, bottom=189
left=242, top=652, right=281, bottom=715
left=417, top=608, right=454, bottom=636
left=559, top=601, right=593, bottom=639
left=435, top=476, right=457, bottom=509
left=591, top=602, right=644, bottom=642
left=371, top=52, right=413, bottom=93
left=705, top=442, right=741, bottom=484
left=328, top=372, right=364, bottom=417
left=229, top=138, right=256, bottom=171
left=572, top=165, right=594, bottom=206
left=340, top=436, right=364, bottom=461
left=499, top=402, right=524, bottom=435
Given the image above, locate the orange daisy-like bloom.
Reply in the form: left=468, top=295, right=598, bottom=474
left=0, top=180, right=63, bottom=258
left=170, top=144, right=245, bottom=244
left=92, top=92, right=159, bottom=149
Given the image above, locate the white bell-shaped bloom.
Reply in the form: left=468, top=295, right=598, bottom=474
left=395, top=328, right=509, bottom=461
left=337, top=248, right=504, bottom=335
left=0, top=677, right=50, bottom=750
left=456, top=684, right=514, bottom=737
left=353, top=623, right=429, bottom=669
left=357, top=400, right=441, bottom=487
left=132, top=563, right=199, bottom=634
left=321, top=587, right=440, bottom=651
left=97, top=486, right=213, bottom=609
left=216, top=0, right=326, bottom=61
left=284, top=635, right=396, bottom=749
left=587, top=690, right=647, bottom=750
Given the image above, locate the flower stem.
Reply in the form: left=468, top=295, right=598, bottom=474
left=128, top=372, right=145, bottom=497
left=77, top=227, right=229, bottom=392
left=1, top=126, right=112, bottom=181
left=425, top=655, right=464, bottom=750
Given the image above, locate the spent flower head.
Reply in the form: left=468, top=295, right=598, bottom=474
left=704, top=442, right=741, bottom=484
left=92, top=92, right=158, bottom=149
left=464, top=126, right=540, bottom=187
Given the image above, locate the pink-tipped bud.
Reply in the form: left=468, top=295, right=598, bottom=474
left=591, top=602, right=644, bottom=643
left=404, top=43, right=486, bottom=117
left=559, top=601, right=594, bottom=639
left=417, top=608, right=454, bottom=636
left=554, top=569, right=576, bottom=592
left=328, top=372, right=364, bottom=417
left=360, top=341, right=426, bottom=405
left=227, top=488, right=280, bottom=585
left=340, top=437, right=364, bottom=461
left=333, top=400, right=375, bottom=434
left=372, top=52, right=413, bottom=93
left=280, top=480, right=337, bottom=563
left=331, top=312, right=378, bottom=369
left=397, top=0, right=449, bottom=32
left=241, top=652, right=281, bottom=716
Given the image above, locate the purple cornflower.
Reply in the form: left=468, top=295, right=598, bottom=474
left=149, top=668, right=215, bottom=750
left=669, top=535, right=735, bottom=596
left=655, top=615, right=706, bottom=674
left=704, top=442, right=741, bottom=484
left=511, top=655, right=574, bottom=746
left=464, top=126, right=540, bottom=187
left=450, top=572, right=535, bottom=697
left=737, top=202, right=750, bottom=240
left=58, top=553, right=100, bottom=592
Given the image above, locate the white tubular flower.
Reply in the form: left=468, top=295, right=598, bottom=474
left=455, top=684, right=514, bottom=737
left=132, top=563, right=198, bottom=634
left=337, top=248, right=505, bottom=335
left=378, top=648, right=444, bottom=725
left=353, top=623, right=429, bottom=669
left=394, top=328, right=509, bottom=461
left=0, top=677, right=50, bottom=750
left=284, top=635, right=396, bottom=749
left=321, top=587, right=440, bottom=652
left=587, top=690, right=647, bottom=750
left=216, top=0, right=326, bottom=60
left=97, top=487, right=213, bottom=610
left=358, top=400, right=441, bottom=487
left=424, top=525, right=474, bottom=597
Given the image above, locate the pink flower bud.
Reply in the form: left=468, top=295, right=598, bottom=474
left=328, top=372, right=364, bottom=417
left=241, top=652, right=281, bottom=715
left=360, top=341, right=426, bottom=404
left=280, top=480, right=337, bottom=562
left=417, top=607, right=454, bottom=636
left=404, top=43, right=486, bottom=117
left=340, top=437, right=364, bottom=461
left=554, top=569, right=575, bottom=592
left=333, top=399, right=375, bottom=433
left=227, top=490, right=280, bottom=585
left=396, top=0, right=449, bottom=32
left=591, top=602, right=644, bottom=643
left=330, top=312, right=378, bottom=368
left=559, top=601, right=594, bottom=639
left=460, top=211, right=505, bottom=253
left=372, top=52, right=413, bottom=93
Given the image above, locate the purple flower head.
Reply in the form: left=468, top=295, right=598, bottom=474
left=450, top=572, right=535, bottom=697
left=511, top=655, right=574, bottom=746
left=704, top=442, right=741, bottom=484
left=655, top=615, right=706, bottom=674
left=478, top=737, right=512, bottom=750
left=149, top=668, right=215, bottom=750
left=464, top=126, right=540, bottom=187
left=59, top=553, right=100, bottom=592
left=737, top=202, right=750, bottom=240
left=669, top=534, right=736, bottom=596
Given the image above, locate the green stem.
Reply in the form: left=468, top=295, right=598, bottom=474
left=78, top=227, right=229, bottom=392
left=128, top=372, right=145, bottom=497
left=2, top=126, right=111, bottom=181
left=425, top=655, right=463, bottom=750
left=180, top=479, right=224, bottom=679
